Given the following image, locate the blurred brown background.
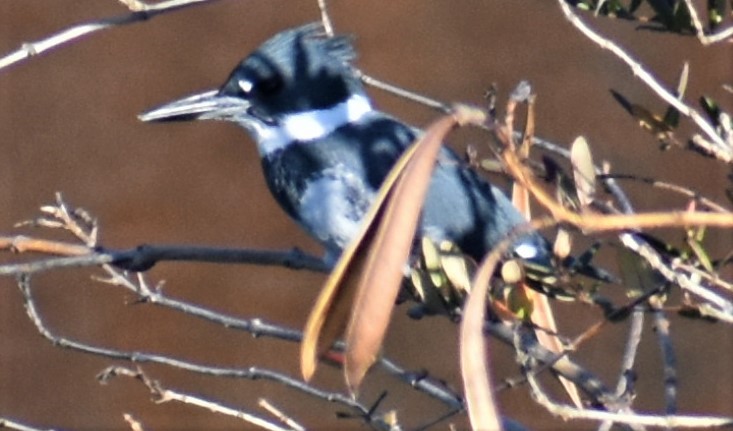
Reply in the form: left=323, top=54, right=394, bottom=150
left=0, top=1, right=731, bottom=430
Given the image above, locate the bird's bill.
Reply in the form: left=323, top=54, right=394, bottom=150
left=138, top=89, right=250, bottom=122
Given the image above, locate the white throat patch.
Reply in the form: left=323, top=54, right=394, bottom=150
left=248, top=94, right=372, bottom=156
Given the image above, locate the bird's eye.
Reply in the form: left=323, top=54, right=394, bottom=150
left=236, top=72, right=282, bottom=98
left=238, top=79, right=254, bottom=94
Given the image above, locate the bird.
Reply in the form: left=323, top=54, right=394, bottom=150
left=138, top=22, right=550, bottom=273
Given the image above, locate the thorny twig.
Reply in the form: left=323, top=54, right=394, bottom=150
left=9, top=197, right=631, bottom=416
left=515, top=323, right=733, bottom=428
left=0, top=235, right=330, bottom=275
left=98, top=366, right=294, bottom=431
left=16, top=274, right=402, bottom=430
left=0, top=193, right=329, bottom=275
left=9, top=203, right=470, bottom=426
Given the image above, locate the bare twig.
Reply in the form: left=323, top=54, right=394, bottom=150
left=557, top=0, right=732, bottom=161
left=315, top=0, right=449, bottom=115
left=13, top=214, right=621, bottom=422
left=16, top=263, right=471, bottom=422
left=486, top=319, right=622, bottom=407
left=13, top=197, right=475, bottom=414
left=681, top=0, right=733, bottom=45
left=357, top=71, right=452, bottom=114
left=122, top=413, right=145, bottom=431
left=597, top=306, right=645, bottom=431
left=516, top=323, right=732, bottom=428
left=674, top=261, right=733, bottom=293
left=511, top=133, right=733, bottom=235
left=0, top=0, right=220, bottom=72
left=598, top=174, right=731, bottom=213
left=0, top=418, right=55, bottom=431
left=0, top=235, right=329, bottom=275
left=0, top=235, right=91, bottom=257
left=100, top=367, right=292, bottom=431
left=17, top=274, right=383, bottom=425
left=649, top=296, right=678, bottom=416
left=317, top=0, right=335, bottom=37
left=258, top=399, right=306, bottom=431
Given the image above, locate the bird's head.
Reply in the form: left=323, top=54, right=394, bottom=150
left=139, top=23, right=371, bottom=155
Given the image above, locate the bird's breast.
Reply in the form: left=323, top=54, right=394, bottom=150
left=297, top=166, right=376, bottom=251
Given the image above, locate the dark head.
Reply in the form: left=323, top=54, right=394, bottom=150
left=219, top=23, right=363, bottom=118
left=139, top=23, right=366, bottom=124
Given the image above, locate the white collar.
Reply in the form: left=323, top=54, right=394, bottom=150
left=248, top=94, right=372, bottom=156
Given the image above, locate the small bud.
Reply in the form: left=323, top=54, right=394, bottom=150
left=501, top=259, right=524, bottom=284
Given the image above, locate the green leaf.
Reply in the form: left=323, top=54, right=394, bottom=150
left=662, top=62, right=688, bottom=128
left=700, top=95, right=721, bottom=124
left=708, top=0, right=726, bottom=28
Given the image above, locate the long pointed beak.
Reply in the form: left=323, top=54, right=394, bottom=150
left=138, top=89, right=250, bottom=122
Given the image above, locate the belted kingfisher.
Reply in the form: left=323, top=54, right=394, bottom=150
left=139, top=23, right=549, bottom=270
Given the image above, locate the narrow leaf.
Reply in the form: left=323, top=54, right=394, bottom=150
left=662, top=62, right=688, bottom=128
left=570, top=136, right=596, bottom=209
left=300, top=133, right=423, bottom=381
left=461, top=246, right=503, bottom=431
left=344, top=114, right=460, bottom=392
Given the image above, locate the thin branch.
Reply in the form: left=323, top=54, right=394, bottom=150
left=376, top=357, right=464, bottom=410
left=516, top=323, right=732, bottom=428
left=597, top=306, right=645, bottom=431
left=649, top=296, right=678, bottom=416
left=674, top=261, right=733, bottom=293
left=317, top=0, right=335, bottom=37
left=557, top=0, right=732, bottom=161
left=20, top=195, right=628, bottom=416
left=485, top=320, right=618, bottom=407
left=100, top=367, right=294, bottom=431
left=17, top=274, right=379, bottom=424
left=626, top=237, right=733, bottom=316
left=357, top=71, right=452, bottom=114
left=509, top=157, right=733, bottom=232
left=681, top=0, right=733, bottom=45
left=11, top=196, right=474, bottom=413
left=17, top=264, right=470, bottom=419
left=598, top=174, right=731, bottom=213
left=13, top=229, right=620, bottom=420
left=314, top=0, right=451, bottom=114
left=122, top=413, right=145, bottom=431
left=0, top=236, right=329, bottom=275
left=258, top=399, right=306, bottom=431
left=0, top=418, right=55, bottom=431
left=0, top=0, right=220, bottom=73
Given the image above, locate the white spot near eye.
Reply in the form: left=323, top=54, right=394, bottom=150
left=238, top=79, right=254, bottom=93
